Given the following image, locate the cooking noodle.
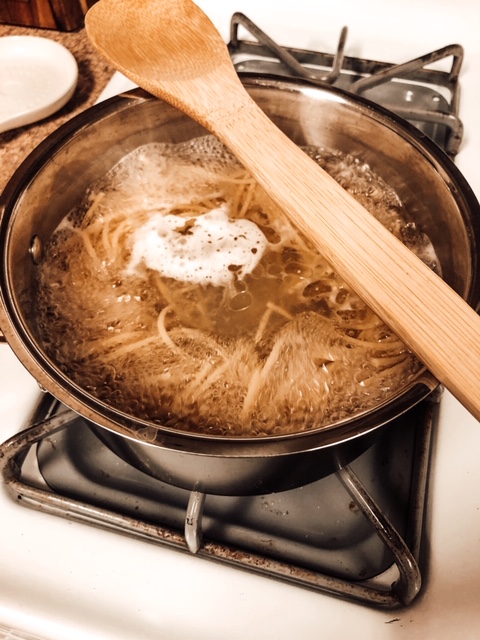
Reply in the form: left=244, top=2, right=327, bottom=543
left=34, top=136, right=439, bottom=436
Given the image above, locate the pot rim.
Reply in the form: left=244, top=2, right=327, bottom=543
left=1, top=76, right=479, bottom=456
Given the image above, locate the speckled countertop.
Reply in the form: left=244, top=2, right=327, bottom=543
left=0, top=24, right=115, bottom=194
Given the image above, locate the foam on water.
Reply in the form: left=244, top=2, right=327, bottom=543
left=126, top=204, right=267, bottom=286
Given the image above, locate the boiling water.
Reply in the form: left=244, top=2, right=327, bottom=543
left=35, top=137, right=438, bottom=437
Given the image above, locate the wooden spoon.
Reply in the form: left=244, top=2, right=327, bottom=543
left=85, top=0, right=480, bottom=421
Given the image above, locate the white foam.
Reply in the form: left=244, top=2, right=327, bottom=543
left=127, top=204, right=268, bottom=286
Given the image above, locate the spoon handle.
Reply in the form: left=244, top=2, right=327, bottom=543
left=84, top=0, right=480, bottom=421
left=210, top=91, right=480, bottom=420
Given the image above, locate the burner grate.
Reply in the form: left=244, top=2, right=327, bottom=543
left=0, top=392, right=437, bottom=609
left=228, top=13, right=463, bottom=157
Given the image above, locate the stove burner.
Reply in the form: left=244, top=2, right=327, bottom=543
left=228, top=13, right=463, bottom=157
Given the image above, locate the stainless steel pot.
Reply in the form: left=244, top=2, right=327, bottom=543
left=1, top=77, right=479, bottom=495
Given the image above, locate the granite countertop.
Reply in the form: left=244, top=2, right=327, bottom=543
left=0, top=24, right=115, bottom=194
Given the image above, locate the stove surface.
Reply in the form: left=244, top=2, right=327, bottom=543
left=1, top=1, right=480, bottom=639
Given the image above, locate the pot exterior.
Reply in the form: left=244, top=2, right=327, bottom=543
left=1, top=79, right=479, bottom=494
left=90, top=422, right=376, bottom=495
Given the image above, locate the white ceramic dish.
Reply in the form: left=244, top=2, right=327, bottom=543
left=0, top=36, right=78, bottom=134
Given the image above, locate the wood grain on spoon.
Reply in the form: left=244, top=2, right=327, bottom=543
left=85, top=0, right=480, bottom=421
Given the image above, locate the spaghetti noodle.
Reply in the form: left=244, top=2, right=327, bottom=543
left=34, top=136, right=438, bottom=436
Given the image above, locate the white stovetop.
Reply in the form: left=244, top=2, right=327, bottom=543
left=1, top=1, right=480, bottom=639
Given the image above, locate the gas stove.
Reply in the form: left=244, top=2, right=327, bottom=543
left=1, top=2, right=480, bottom=639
